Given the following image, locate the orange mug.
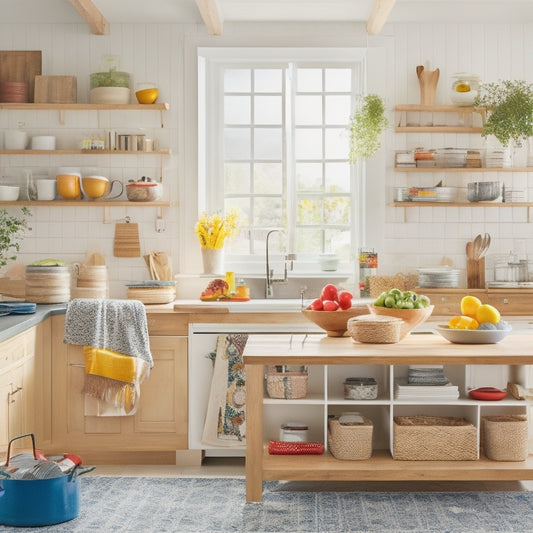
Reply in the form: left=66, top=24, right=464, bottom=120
left=81, top=176, right=123, bottom=200
left=56, top=174, right=81, bottom=200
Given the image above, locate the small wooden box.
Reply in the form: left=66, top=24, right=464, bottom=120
left=34, top=75, right=77, bottom=104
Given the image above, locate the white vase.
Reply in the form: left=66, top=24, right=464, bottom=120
left=201, top=248, right=224, bottom=274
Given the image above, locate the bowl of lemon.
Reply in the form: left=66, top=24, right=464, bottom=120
left=437, top=295, right=512, bottom=344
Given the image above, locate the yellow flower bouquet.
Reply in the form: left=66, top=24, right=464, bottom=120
left=195, top=209, right=240, bottom=250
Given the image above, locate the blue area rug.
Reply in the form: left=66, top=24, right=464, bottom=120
left=2, top=477, right=533, bottom=532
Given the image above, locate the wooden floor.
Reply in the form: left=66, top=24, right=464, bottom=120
left=87, top=457, right=533, bottom=492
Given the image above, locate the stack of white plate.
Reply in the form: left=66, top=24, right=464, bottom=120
left=418, top=267, right=461, bottom=288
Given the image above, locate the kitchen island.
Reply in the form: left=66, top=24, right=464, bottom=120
left=243, top=333, right=533, bottom=502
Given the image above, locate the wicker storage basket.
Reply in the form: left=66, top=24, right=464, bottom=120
left=266, top=366, right=308, bottom=399
left=327, top=416, right=373, bottom=460
left=483, top=415, right=529, bottom=461
left=347, top=315, right=403, bottom=344
left=393, top=415, right=478, bottom=461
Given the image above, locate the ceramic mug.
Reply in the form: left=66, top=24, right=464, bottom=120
left=81, top=176, right=123, bottom=200
left=4, top=129, right=28, bottom=150
left=56, top=173, right=82, bottom=200
left=35, top=179, right=57, bottom=201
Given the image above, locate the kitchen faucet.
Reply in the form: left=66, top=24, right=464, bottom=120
left=265, top=229, right=296, bottom=298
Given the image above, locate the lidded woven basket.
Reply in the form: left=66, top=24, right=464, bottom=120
left=347, top=314, right=403, bottom=344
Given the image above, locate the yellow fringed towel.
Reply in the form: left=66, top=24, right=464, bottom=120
left=83, top=346, right=150, bottom=414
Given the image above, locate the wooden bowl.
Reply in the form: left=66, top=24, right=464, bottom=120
left=369, top=304, right=434, bottom=340
left=301, top=305, right=369, bottom=337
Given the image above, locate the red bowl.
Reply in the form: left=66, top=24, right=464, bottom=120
left=468, top=387, right=507, bottom=401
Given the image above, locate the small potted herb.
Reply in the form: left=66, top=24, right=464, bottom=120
left=349, top=94, right=388, bottom=164
left=0, top=207, right=31, bottom=270
left=474, top=80, right=533, bottom=149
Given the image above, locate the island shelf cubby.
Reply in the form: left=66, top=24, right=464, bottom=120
left=244, top=333, right=533, bottom=502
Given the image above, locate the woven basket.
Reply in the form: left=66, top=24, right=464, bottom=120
left=327, top=416, right=373, bottom=460
left=347, top=315, right=403, bottom=344
left=393, top=415, right=478, bottom=461
left=369, top=274, right=418, bottom=298
left=266, top=370, right=308, bottom=399
left=483, top=415, right=528, bottom=461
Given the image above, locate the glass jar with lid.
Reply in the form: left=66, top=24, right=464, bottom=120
left=450, top=73, right=481, bottom=106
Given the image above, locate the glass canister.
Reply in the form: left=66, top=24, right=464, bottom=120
left=450, top=73, right=481, bottom=106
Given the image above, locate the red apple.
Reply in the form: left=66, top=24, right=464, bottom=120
left=322, top=300, right=339, bottom=311
left=320, top=284, right=338, bottom=302
left=308, top=298, right=323, bottom=311
left=337, top=291, right=353, bottom=310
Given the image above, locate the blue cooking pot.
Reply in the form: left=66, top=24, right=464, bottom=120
left=0, top=434, right=93, bottom=527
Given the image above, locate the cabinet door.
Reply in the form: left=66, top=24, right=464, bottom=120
left=0, top=364, right=25, bottom=456
left=51, top=315, right=188, bottom=455
left=133, top=336, right=187, bottom=442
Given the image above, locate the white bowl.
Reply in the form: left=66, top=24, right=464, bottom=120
left=89, top=87, right=130, bottom=104
left=0, top=185, right=20, bottom=201
left=31, top=135, right=56, bottom=150
left=436, top=325, right=511, bottom=344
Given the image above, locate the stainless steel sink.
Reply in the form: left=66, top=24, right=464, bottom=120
left=242, top=275, right=352, bottom=300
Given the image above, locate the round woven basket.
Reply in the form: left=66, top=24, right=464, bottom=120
left=347, top=314, right=403, bottom=343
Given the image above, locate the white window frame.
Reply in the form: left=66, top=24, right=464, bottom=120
left=198, top=47, right=367, bottom=274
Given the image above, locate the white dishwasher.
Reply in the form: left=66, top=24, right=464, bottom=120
left=188, top=321, right=321, bottom=456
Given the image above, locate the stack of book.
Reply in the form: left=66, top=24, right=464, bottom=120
left=394, top=365, right=459, bottom=401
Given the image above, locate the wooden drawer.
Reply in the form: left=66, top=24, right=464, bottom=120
left=487, top=291, right=533, bottom=315
left=146, top=313, right=188, bottom=335
left=0, top=328, right=36, bottom=372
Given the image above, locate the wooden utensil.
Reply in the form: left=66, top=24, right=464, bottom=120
left=113, top=220, right=141, bottom=257
left=466, top=241, right=479, bottom=289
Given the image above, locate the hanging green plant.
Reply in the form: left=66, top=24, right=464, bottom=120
left=0, top=207, right=31, bottom=269
left=474, top=79, right=533, bottom=147
left=349, top=94, right=388, bottom=164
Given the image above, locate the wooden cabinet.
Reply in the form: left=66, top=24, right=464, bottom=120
left=49, top=314, right=188, bottom=464
left=0, top=324, right=47, bottom=459
left=420, top=288, right=533, bottom=316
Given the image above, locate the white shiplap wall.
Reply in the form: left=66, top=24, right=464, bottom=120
left=368, top=23, right=533, bottom=286
left=0, top=21, right=532, bottom=296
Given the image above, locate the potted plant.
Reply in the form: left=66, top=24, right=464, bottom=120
left=348, top=93, right=388, bottom=164
left=0, top=207, right=31, bottom=271
left=474, top=80, right=533, bottom=164
left=89, top=56, right=131, bottom=104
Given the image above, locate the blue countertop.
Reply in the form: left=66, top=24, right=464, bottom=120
left=0, top=303, right=67, bottom=343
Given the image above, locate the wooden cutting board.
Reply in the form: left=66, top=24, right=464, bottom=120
left=0, top=51, right=42, bottom=102
left=34, top=75, right=77, bottom=103
left=113, top=222, right=141, bottom=257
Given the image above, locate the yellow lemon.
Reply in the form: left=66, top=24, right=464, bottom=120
left=476, top=304, right=501, bottom=325
left=448, top=315, right=479, bottom=330
left=460, top=295, right=482, bottom=319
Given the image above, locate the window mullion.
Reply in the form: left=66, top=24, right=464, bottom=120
left=286, top=63, right=296, bottom=255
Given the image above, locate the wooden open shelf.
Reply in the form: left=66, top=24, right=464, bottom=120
left=0, top=103, right=169, bottom=111
left=0, top=200, right=170, bottom=207
left=0, top=149, right=171, bottom=155
left=262, top=449, right=533, bottom=482
left=392, top=201, right=533, bottom=208
left=395, top=104, right=485, bottom=133
left=394, top=167, right=533, bottom=173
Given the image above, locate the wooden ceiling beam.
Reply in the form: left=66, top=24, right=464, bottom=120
left=68, top=0, right=109, bottom=35
left=366, top=0, right=396, bottom=35
left=195, top=0, right=224, bottom=36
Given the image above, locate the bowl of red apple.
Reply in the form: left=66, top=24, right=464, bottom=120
left=301, top=284, right=369, bottom=336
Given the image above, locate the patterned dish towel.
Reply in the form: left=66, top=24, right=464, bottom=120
left=63, top=298, right=153, bottom=415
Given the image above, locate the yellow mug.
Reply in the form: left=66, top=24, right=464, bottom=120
left=56, top=174, right=81, bottom=200
left=81, top=176, right=123, bottom=200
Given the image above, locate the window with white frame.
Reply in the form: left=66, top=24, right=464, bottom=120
left=199, top=48, right=365, bottom=268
